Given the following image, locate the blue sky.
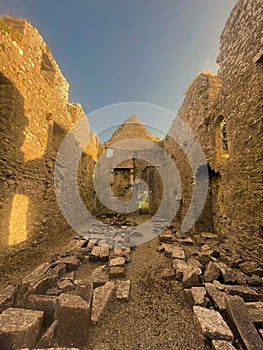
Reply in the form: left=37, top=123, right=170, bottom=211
left=0, top=0, right=236, bottom=137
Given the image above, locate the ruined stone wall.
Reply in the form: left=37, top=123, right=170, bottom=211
left=0, top=17, right=97, bottom=252
left=164, top=0, right=263, bottom=262
left=164, top=73, right=221, bottom=230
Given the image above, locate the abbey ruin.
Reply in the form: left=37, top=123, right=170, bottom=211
left=0, top=0, right=262, bottom=349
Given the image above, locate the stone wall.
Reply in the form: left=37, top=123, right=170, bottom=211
left=0, top=17, right=97, bottom=252
left=102, top=115, right=163, bottom=216
left=164, top=0, right=263, bottom=263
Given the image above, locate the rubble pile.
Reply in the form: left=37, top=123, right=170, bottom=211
left=157, top=228, right=263, bottom=350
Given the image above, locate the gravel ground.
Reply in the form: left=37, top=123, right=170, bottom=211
left=86, top=236, right=208, bottom=350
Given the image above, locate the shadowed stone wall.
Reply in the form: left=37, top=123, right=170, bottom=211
left=0, top=17, right=97, bottom=253
left=164, top=0, right=263, bottom=262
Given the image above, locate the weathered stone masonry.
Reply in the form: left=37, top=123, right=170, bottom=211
left=0, top=16, right=97, bottom=252
left=164, top=0, right=263, bottom=262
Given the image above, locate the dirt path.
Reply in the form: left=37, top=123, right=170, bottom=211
left=87, top=236, right=207, bottom=350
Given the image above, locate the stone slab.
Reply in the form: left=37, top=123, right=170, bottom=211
left=205, top=283, right=227, bottom=314
left=0, top=308, right=43, bottom=350
left=193, top=306, right=233, bottom=342
left=109, top=257, right=125, bottom=268
left=204, top=261, right=221, bottom=282
left=109, top=266, right=125, bottom=278
left=225, top=285, right=260, bottom=302
left=184, top=287, right=206, bottom=307
left=115, top=280, right=130, bottom=302
left=246, top=302, right=263, bottom=326
left=91, top=281, right=115, bottom=324
left=55, top=293, right=90, bottom=347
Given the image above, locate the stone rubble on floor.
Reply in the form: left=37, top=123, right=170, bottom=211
left=1, top=219, right=262, bottom=349
left=157, top=227, right=263, bottom=349
left=0, top=224, right=132, bottom=350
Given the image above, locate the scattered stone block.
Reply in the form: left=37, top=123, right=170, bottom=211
left=200, top=232, right=219, bottom=240
left=111, top=247, right=131, bottom=262
left=55, top=293, right=90, bottom=347
left=159, top=230, right=173, bottom=243
left=213, top=280, right=225, bottom=291
left=87, top=240, right=95, bottom=252
left=163, top=244, right=175, bottom=257
left=55, top=256, right=79, bottom=271
left=187, top=257, right=203, bottom=271
left=115, top=280, right=130, bottom=302
left=90, top=246, right=101, bottom=261
left=184, top=287, right=206, bottom=307
left=109, top=257, right=125, bottom=268
left=204, top=261, right=221, bottom=282
left=0, top=308, right=43, bottom=350
left=171, top=246, right=186, bottom=260
left=172, top=259, right=189, bottom=281
left=36, top=320, right=58, bottom=348
left=0, top=284, right=19, bottom=313
left=239, top=261, right=263, bottom=277
left=217, top=263, right=238, bottom=284
left=246, top=274, right=263, bottom=286
left=177, top=237, right=194, bottom=246
left=99, top=247, right=110, bottom=261
left=91, top=281, right=115, bottom=324
left=198, top=252, right=212, bottom=267
left=225, top=295, right=263, bottom=350
left=246, top=302, right=263, bottom=327
left=109, top=266, right=125, bottom=278
left=205, top=283, right=226, bottom=314
left=225, top=285, right=260, bottom=302
left=91, top=265, right=109, bottom=287
left=57, top=279, right=75, bottom=293
left=211, top=340, right=236, bottom=350
left=193, top=306, right=233, bottom=342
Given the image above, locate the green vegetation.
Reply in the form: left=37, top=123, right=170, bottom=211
left=0, top=17, right=23, bottom=42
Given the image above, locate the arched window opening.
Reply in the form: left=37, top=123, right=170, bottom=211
left=220, top=119, right=228, bottom=152
left=216, top=116, right=229, bottom=160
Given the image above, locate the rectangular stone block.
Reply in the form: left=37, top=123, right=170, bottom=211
left=246, top=302, right=263, bottom=327
left=193, top=306, right=233, bottom=342
left=205, top=283, right=227, bottom=314
left=55, top=293, right=90, bottom=347
left=0, top=308, right=43, bottom=350
left=116, top=280, right=130, bottom=302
